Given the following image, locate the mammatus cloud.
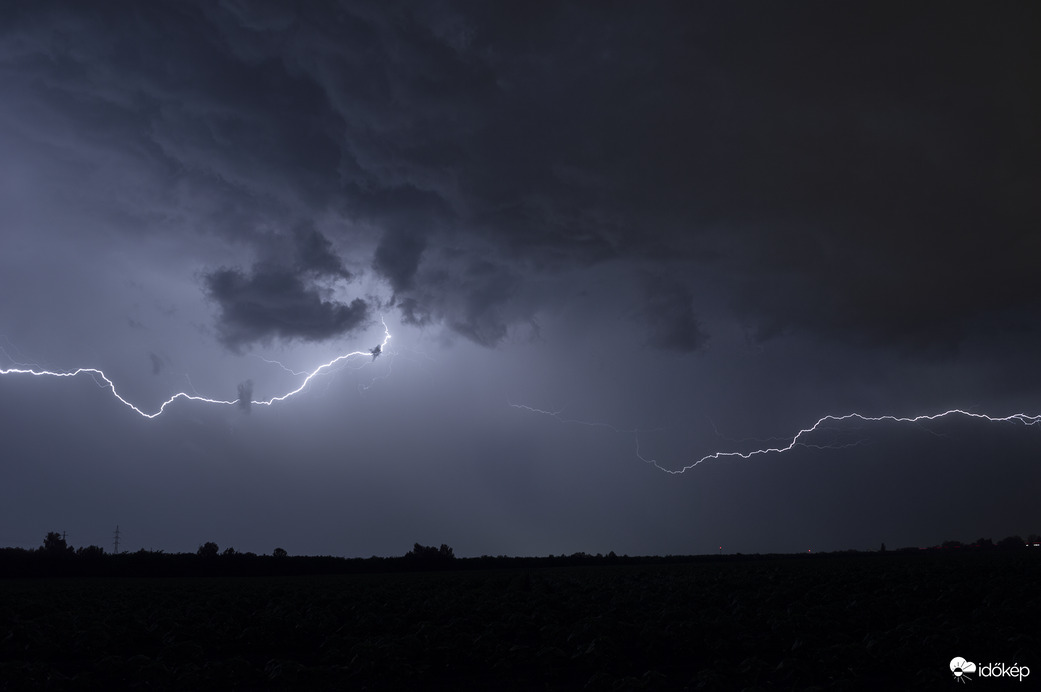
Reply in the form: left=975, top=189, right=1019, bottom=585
left=204, top=265, right=369, bottom=351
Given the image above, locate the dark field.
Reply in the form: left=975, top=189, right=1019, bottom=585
left=2, top=551, right=1037, bottom=690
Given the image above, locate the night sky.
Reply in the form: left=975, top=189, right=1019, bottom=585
left=2, top=2, right=1040, bottom=557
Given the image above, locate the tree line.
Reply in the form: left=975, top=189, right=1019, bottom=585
left=0, top=532, right=1036, bottom=578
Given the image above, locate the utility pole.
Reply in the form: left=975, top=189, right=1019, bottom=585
left=113, top=525, right=120, bottom=554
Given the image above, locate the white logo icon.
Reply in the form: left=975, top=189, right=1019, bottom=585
left=951, top=657, right=976, bottom=683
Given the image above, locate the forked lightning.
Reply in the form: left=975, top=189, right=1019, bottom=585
left=0, top=321, right=391, bottom=419
left=511, top=404, right=1041, bottom=474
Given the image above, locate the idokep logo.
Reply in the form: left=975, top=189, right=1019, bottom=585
left=951, top=658, right=976, bottom=683
left=951, top=657, right=1031, bottom=683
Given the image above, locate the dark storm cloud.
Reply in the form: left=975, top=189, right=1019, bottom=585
left=317, top=1, right=1038, bottom=354
left=204, top=265, right=369, bottom=351
left=200, top=220, right=365, bottom=350
left=148, top=352, right=163, bottom=376
left=399, top=257, right=525, bottom=347
left=648, top=4, right=1041, bottom=354
left=292, top=224, right=350, bottom=280
left=448, top=261, right=521, bottom=347
left=642, top=276, right=708, bottom=353
left=397, top=298, right=432, bottom=328
left=3, top=1, right=1038, bottom=354
left=373, top=228, right=427, bottom=293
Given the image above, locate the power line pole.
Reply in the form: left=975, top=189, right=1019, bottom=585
left=113, top=525, right=120, bottom=554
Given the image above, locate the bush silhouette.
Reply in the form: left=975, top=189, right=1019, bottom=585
left=405, top=543, right=455, bottom=564
left=76, top=545, right=106, bottom=558
left=197, top=542, right=219, bottom=558
left=997, top=535, right=1024, bottom=550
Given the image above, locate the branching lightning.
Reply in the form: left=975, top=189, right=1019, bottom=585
left=511, top=403, right=1041, bottom=474
left=250, top=353, right=309, bottom=377
left=0, top=320, right=392, bottom=419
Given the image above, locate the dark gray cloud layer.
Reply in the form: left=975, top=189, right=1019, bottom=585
left=373, top=228, right=427, bottom=293
left=642, top=276, right=708, bottom=353
left=293, top=224, right=351, bottom=281
left=204, top=266, right=368, bottom=351
left=3, top=1, right=1038, bottom=354
left=201, top=224, right=362, bottom=350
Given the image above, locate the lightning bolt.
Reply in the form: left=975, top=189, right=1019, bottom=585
left=249, top=354, right=309, bottom=377
left=511, top=404, right=1041, bottom=474
left=0, top=320, right=392, bottom=419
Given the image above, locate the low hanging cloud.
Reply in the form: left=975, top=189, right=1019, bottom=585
left=204, top=265, right=369, bottom=351
left=237, top=379, right=253, bottom=413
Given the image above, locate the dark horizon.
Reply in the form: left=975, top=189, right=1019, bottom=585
left=7, top=529, right=1040, bottom=562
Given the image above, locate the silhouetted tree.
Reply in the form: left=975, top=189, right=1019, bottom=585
left=997, top=535, right=1024, bottom=550
left=272, top=547, right=288, bottom=558
left=76, top=545, right=106, bottom=558
left=974, top=538, right=994, bottom=550
left=880, top=543, right=886, bottom=553
left=405, top=542, right=455, bottom=564
left=41, top=532, right=73, bottom=557
left=222, top=546, right=238, bottom=557
left=197, top=541, right=219, bottom=558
